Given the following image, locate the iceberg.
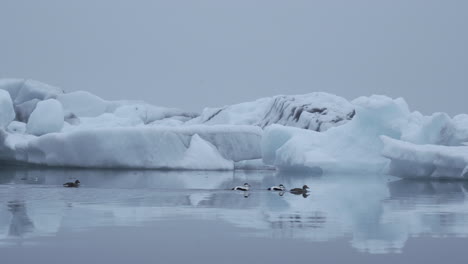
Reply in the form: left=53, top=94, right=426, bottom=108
left=1, top=78, right=468, bottom=176
left=262, top=95, right=411, bottom=173
left=0, top=79, right=63, bottom=123
left=0, top=79, right=63, bottom=105
left=0, top=79, right=358, bottom=170
left=262, top=95, right=468, bottom=177
left=187, top=92, right=355, bottom=131
left=381, top=136, right=468, bottom=179
left=2, top=125, right=261, bottom=169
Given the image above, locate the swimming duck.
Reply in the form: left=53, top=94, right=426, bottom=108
left=232, top=183, right=250, bottom=191
left=63, top=180, right=80, bottom=188
left=268, top=184, right=285, bottom=191
left=290, top=185, right=309, bottom=195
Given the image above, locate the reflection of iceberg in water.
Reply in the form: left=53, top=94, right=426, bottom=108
left=7, top=201, right=34, bottom=237
left=1, top=167, right=468, bottom=253
left=383, top=180, right=468, bottom=238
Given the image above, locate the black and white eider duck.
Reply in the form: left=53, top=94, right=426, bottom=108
left=63, top=180, right=80, bottom=188
left=290, top=185, right=309, bottom=195
left=232, top=183, right=250, bottom=191
left=267, top=184, right=285, bottom=191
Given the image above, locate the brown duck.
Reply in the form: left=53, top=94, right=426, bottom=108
left=63, top=180, right=80, bottom=188
left=290, top=185, right=309, bottom=195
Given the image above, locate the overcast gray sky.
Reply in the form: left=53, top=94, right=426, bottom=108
left=1, top=0, right=467, bottom=115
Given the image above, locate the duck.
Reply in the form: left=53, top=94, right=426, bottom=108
left=290, top=185, right=309, bottom=195
left=232, top=183, right=250, bottom=191
left=63, top=180, right=80, bottom=188
left=268, top=184, right=285, bottom=191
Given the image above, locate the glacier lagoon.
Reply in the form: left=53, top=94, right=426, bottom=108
left=1, top=167, right=468, bottom=263
left=2, top=79, right=468, bottom=263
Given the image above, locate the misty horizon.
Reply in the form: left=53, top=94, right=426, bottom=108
left=1, top=0, right=467, bottom=115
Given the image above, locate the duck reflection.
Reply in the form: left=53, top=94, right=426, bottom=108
left=271, top=212, right=326, bottom=230
left=289, top=192, right=309, bottom=198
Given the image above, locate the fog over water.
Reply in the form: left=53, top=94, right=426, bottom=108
left=1, top=0, right=467, bottom=115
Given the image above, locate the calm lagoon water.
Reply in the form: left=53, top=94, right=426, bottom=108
left=1, top=166, right=467, bottom=263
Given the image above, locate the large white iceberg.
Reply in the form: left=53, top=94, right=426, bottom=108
left=1, top=78, right=468, bottom=176
left=262, top=95, right=468, bottom=177
left=0, top=79, right=360, bottom=170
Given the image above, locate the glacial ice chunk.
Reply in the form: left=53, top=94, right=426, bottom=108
left=11, top=126, right=261, bottom=169
left=0, top=79, right=63, bottom=105
left=57, top=91, right=107, bottom=117
left=0, top=79, right=64, bottom=122
left=26, top=99, right=64, bottom=136
left=400, top=112, right=468, bottom=146
left=7, top=121, right=26, bottom=134
left=180, top=134, right=234, bottom=170
left=262, top=95, right=411, bottom=173
left=0, top=89, right=15, bottom=128
left=188, top=93, right=355, bottom=131
left=14, top=99, right=40, bottom=122
left=381, top=136, right=468, bottom=179
left=114, top=104, right=198, bottom=124
left=62, top=113, right=143, bottom=132
left=4, top=78, right=468, bottom=173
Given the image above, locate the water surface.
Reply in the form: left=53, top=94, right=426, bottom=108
left=1, top=166, right=467, bottom=263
